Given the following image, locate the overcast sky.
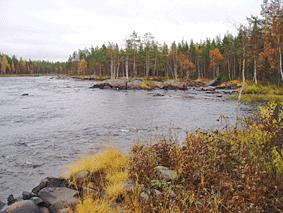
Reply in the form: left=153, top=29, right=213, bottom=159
left=0, top=0, right=263, bottom=61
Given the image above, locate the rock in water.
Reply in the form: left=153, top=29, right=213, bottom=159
left=2, top=200, right=49, bottom=213
left=38, top=187, right=79, bottom=213
left=154, top=166, right=177, bottom=181
left=0, top=200, right=5, bottom=211
left=7, top=195, right=16, bottom=206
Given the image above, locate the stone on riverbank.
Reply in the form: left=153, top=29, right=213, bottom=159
left=90, top=79, right=188, bottom=90
left=38, top=187, right=79, bottom=213
left=32, top=177, right=69, bottom=195
left=1, top=200, right=49, bottom=213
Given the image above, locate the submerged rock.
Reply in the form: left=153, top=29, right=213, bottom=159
left=38, top=187, right=79, bottom=213
left=7, top=195, right=17, bottom=206
left=0, top=201, right=5, bottom=211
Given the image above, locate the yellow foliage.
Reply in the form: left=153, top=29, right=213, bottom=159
left=76, top=197, right=113, bottom=213
left=106, top=171, right=128, bottom=184
left=65, top=147, right=127, bottom=177
left=105, top=181, right=125, bottom=200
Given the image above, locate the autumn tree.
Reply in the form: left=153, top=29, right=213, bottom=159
left=0, top=56, right=10, bottom=74
left=79, top=58, right=87, bottom=75
left=209, top=48, right=224, bottom=78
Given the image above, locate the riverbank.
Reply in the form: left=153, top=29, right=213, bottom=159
left=230, top=82, right=283, bottom=103
left=1, top=102, right=282, bottom=213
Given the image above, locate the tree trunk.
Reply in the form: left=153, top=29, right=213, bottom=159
left=227, top=58, right=231, bottom=80
left=242, top=47, right=246, bottom=83
left=173, top=59, right=178, bottom=80
left=110, top=56, right=114, bottom=79
left=133, top=52, right=137, bottom=77
left=253, top=53, right=258, bottom=85
left=279, top=45, right=283, bottom=81
left=146, top=53, right=150, bottom=77
left=125, top=56, right=129, bottom=80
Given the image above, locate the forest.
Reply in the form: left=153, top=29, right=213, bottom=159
left=0, top=0, right=282, bottom=85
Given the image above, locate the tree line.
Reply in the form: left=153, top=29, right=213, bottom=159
left=1, top=0, right=282, bottom=84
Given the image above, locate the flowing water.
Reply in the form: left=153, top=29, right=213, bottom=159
left=0, top=76, right=253, bottom=199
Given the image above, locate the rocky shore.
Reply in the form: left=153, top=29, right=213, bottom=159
left=89, top=79, right=189, bottom=90
left=89, top=78, right=241, bottom=91
left=0, top=166, right=177, bottom=213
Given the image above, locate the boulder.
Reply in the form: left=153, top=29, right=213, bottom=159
left=30, top=197, right=45, bottom=206
left=90, top=79, right=127, bottom=90
left=153, top=93, right=165, bottom=97
left=22, top=191, right=36, bottom=200
left=1, top=200, right=49, bottom=213
left=38, top=187, right=79, bottom=213
left=162, top=81, right=187, bottom=90
left=32, top=177, right=69, bottom=195
left=7, top=195, right=17, bottom=206
left=154, top=166, right=177, bottom=182
left=0, top=201, right=5, bottom=210
left=127, top=80, right=143, bottom=90
left=207, top=79, right=220, bottom=87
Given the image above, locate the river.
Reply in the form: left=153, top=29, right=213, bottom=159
left=0, top=76, right=253, bottom=199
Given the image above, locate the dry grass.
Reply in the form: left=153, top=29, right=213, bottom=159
left=76, top=197, right=112, bottom=213
left=66, top=103, right=283, bottom=212
left=65, top=147, right=127, bottom=177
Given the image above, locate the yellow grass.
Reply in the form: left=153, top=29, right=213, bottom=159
left=105, top=182, right=126, bottom=200
left=76, top=197, right=112, bottom=213
left=65, top=147, right=127, bottom=177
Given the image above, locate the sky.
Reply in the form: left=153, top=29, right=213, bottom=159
left=0, top=0, right=263, bottom=62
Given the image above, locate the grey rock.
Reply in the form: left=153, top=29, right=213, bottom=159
left=31, top=197, right=45, bottom=206
left=32, top=177, right=69, bottom=195
left=153, top=93, right=165, bottom=97
left=7, top=195, right=16, bottom=206
left=0, top=200, right=5, bottom=210
left=207, top=79, right=220, bottom=87
left=2, top=200, right=49, bottom=213
left=152, top=189, right=162, bottom=197
left=154, top=166, right=177, bottom=181
left=38, top=187, right=79, bottom=213
left=140, top=192, right=149, bottom=202
left=124, top=180, right=135, bottom=193
left=22, top=191, right=36, bottom=200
